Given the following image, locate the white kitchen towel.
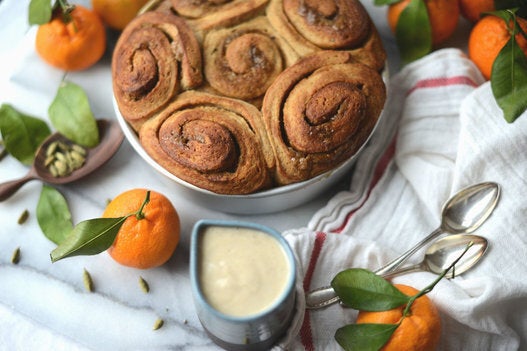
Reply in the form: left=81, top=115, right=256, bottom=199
left=281, top=48, right=527, bottom=350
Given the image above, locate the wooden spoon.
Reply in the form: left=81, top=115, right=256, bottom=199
left=0, top=119, right=124, bottom=201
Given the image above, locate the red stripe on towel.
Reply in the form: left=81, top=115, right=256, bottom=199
left=407, top=75, right=478, bottom=96
left=334, top=134, right=397, bottom=233
left=300, top=231, right=327, bottom=351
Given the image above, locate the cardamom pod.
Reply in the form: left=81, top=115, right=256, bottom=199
left=11, top=247, right=20, bottom=264
left=17, top=209, right=29, bottom=225
left=139, top=276, right=150, bottom=293
left=49, top=163, right=59, bottom=177
left=44, top=155, right=55, bottom=167
left=152, top=318, right=164, bottom=331
left=72, top=144, right=87, bottom=155
left=46, top=141, right=58, bottom=156
left=70, top=150, right=85, bottom=163
left=54, top=160, right=69, bottom=176
left=55, top=152, right=67, bottom=162
left=83, top=268, right=94, bottom=292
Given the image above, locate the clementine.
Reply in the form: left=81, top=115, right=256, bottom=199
left=102, top=189, right=180, bottom=269
left=35, top=5, right=106, bottom=71
left=459, top=0, right=495, bottom=23
left=387, top=0, right=460, bottom=47
left=468, top=14, right=527, bottom=80
left=356, top=284, right=441, bottom=351
left=91, top=0, right=150, bottom=31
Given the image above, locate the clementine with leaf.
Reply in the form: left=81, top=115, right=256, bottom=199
left=102, top=189, right=180, bottom=269
left=35, top=5, right=106, bottom=71
left=468, top=14, right=527, bottom=80
left=355, top=284, right=441, bottom=351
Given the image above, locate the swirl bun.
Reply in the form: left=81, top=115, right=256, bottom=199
left=262, top=50, right=386, bottom=185
left=267, top=0, right=386, bottom=70
left=140, top=91, right=274, bottom=194
left=170, top=0, right=269, bottom=33
left=112, top=12, right=202, bottom=131
left=202, top=16, right=298, bottom=105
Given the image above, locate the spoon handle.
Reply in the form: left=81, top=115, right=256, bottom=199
left=305, top=228, right=444, bottom=310
left=380, top=264, right=423, bottom=279
left=0, top=172, right=37, bottom=201
left=305, top=287, right=341, bottom=309
left=374, top=227, right=443, bottom=276
left=305, top=263, right=423, bottom=310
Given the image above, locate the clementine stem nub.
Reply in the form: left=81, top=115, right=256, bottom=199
left=135, top=190, right=150, bottom=220
left=56, top=0, right=76, bottom=24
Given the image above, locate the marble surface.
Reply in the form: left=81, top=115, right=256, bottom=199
left=0, top=1, right=473, bottom=349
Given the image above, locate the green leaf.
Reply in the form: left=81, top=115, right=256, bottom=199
left=396, top=0, right=432, bottom=63
left=37, top=185, right=73, bottom=245
left=374, top=0, right=402, bottom=6
left=489, top=8, right=518, bottom=22
left=48, top=81, right=99, bottom=148
left=335, top=323, right=399, bottom=351
left=495, top=0, right=527, bottom=17
left=28, top=0, right=53, bottom=25
left=491, top=15, right=527, bottom=123
left=50, top=217, right=126, bottom=262
left=0, top=104, right=51, bottom=165
left=331, top=269, right=410, bottom=311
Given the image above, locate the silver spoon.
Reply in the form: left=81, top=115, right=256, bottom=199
left=305, top=181, right=500, bottom=309
left=376, top=182, right=499, bottom=275
left=306, top=233, right=488, bottom=309
left=382, top=234, right=488, bottom=279
left=0, top=119, right=124, bottom=201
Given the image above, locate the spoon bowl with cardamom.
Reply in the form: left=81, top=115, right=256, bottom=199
left=0, top=119, right=124, bottom=201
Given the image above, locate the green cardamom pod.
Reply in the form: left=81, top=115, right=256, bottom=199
left=83, top=268, right=94, bottom=292
left=139, top=276, right=150, bottom=293
left=11, top=247, right=21, bottom=264
left=152, top=318, right=164, bottom=331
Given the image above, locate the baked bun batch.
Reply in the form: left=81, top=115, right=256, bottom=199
left=112, top=0, right=387, bottom=194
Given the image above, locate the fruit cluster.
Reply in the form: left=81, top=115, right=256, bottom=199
left=384, top=0, right=526, bottom=71
left=383, top=0, right=527, bottom=122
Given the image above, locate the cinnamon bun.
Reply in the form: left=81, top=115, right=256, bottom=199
left=202, top=16, right=299, bottom=106
left=170, top=0, right=269, bottom=33
left=266, top=0, right=386, bottom=70
left=140, top=91, right=275, bottom=194
left=262, top=50, right=386, bottom=185
left=112, top=11, right=202, bottom=132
